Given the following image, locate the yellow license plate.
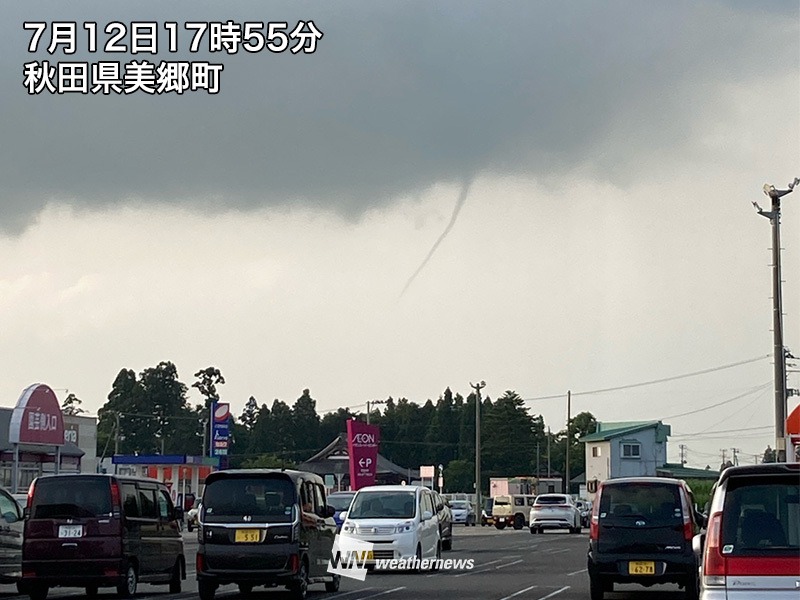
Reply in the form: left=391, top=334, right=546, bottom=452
left=234, top=529, right=260, bottom=543
left=628, top=561, right=655, bottom=575
left=358, top=551, right=373, bottom=560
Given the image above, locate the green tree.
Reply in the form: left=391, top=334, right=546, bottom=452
left=240, top=453, right=296, bottom=469
left=61, top=393, right=85, bottom=416
left=240, top=396, right=259, bottom=429
left=482, top=391, right=535, bottom=478
left=192, top=366, right=226, bottom=409
left=140, top=361, right=190, bottom=454
left=268, top=399, right=295, bottom=457
left=319, top=407, right=355, bottom=444
left=443, top=459, right=474, bottom=493
left=97, top=368, right=147, bottom=456
left=292, top=389, right=321, bottom=458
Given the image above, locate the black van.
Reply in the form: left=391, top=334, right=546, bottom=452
left=587, top=476, right=702, bottom=600
left=196, top=469, right=339, bottom=600
left=22, top=474, right=185, bottom=600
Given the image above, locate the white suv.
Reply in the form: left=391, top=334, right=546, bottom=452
left=529, top=493, right=582, bottom=534
left=340, top=485, right=441, bottom=568
left=696, top=462, right=799, bottom=599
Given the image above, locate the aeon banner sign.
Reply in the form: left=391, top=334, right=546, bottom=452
left=9, top=383, right=65, bottom=446
left=346, top=419, right=379, bottom=490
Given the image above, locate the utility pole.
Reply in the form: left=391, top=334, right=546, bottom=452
left=536, top=441, right=540, bottom=478
left=754, top=177, right=800, bottom=462
left=679, top=444, right=687, bottom=466
left=565, top=391, right=571, bottom=496
left=720, top=449, right=727, bottom=466
left=547, top=427, right=551, bottom=478
left=731, top=448, right=740, bottom=466
left=471, top=381, right=485, bottom=522
left=114, top=412, right=121, bottom=456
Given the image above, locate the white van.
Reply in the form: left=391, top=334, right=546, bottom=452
left=339, top=485, right=441, bottom=568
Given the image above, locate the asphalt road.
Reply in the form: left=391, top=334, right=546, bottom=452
left=0, top=526, right=692, bottom=600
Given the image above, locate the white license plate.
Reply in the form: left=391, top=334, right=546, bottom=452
left=58, top=525, right=83, bottom=538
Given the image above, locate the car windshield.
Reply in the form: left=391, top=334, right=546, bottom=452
left=536, top=495, right=568, bottom=505
left=203, top=476, right=296, bottom=523
left=599, top=482, right=682, bottom=523
left=347, top=491, right=417, bottom=519
left=451, top=501, right=469, bottom=509
left=328, top=494, right=355, bottom=511
left=720, top=474, right=799, bottom=554
left=31, top=476, right=113, bottom=519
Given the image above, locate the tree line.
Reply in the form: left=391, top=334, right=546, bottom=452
left=93, top=361, right=597, bottom=493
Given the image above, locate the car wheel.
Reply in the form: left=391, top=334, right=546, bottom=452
left=325, top=574, right=340, bottom=593
left=187, top=522, right=194, bottom=532
left=116, top=562, right=137, bottom=598
left=169, top=560, right=182, bottom=594
left=238, top=583, right=253, bottom=595
left=199, top=580, right=217, bottom=600
left=86, top=586, right=99, bottom=598
left=288, top=558, right=308, bottom=600
left=495, top=522, right=506, bottom=530
left=513, top=514, right=525, bottom=530
left=575, top=526, right=582, bottom=534
left=530, top=526, right=537, bottom=534
left=589, top=573, right=606, bottom=600
left=28, top=584, right=48, bottom=600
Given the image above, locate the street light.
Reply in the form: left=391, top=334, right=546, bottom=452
left=366, top=399, right=386, bottom=425
left=470, top=381, right=485, bottom=520
left=754, top=177, right=800, bottom=462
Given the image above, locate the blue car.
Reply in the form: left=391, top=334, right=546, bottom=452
left=328, top=491, right=356, bottom=530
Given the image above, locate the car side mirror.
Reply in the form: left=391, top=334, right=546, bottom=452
left=422, top=510, right=433, bottom=521
left=339, top=511, right=347, bottom=522
left=692, top=533, right=705, bottom=558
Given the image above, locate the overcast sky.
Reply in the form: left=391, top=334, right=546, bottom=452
left=2, top=1, right=799, bottom=469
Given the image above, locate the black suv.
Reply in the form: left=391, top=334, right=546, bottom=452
left=587, top=477, right=702, bottom=600
left=432, top=491, right=453, bottom=551
left=196, top=469, right=338, bottom=600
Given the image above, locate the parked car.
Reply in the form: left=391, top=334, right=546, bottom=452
left=480, top=498, right=494, bottom=526
left=695, top=462, right=799, bottom=600
left=0, top=486, right=23, bottom=584
left=186, top=499, right=201, bottom=532
left=530, top=494, right=582, bottom=534
left=449, top=500, right=476, bottom=526
left=339, top=485, right=440, bottom=568
left=493, top=494, right=536, bottom=530
left=327, top=491, right=355, bottom=531
left=587, top=476, right=702, bottom=600
left=12, top=493, right=28, bottom=512
left=22, top=473, right=185, bottom=600
left=575, top=500, right=592, bottom=528
left=432, top=491, right=453, bottom=550
left=196, top=469, right=339, bottom=600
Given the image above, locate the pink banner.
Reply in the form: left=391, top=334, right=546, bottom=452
left=346, top=419, right=380, bottom=490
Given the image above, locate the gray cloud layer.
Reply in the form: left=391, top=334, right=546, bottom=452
left=2, top=0, right=797, bottom=232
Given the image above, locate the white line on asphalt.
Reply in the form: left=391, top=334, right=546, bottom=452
left=353, top=586, right=406, bottom=600
left=545, top=548, right=571, bottom=554
left=326, top=588, right=376, bottom=598
left=567, top=568, right=587, bottom=576
left=455, top=558, right=523, bottom=577
left=536, top=586, right=570, bottom=599
left=498, top=584, right=538, bottom=600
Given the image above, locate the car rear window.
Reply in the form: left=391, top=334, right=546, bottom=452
left=348, top=491, right=417, bottom=519
left=599, top=482, right=682, bottom=523
left=451, top=501, right=468, bottom=509
left=203, top=476, right=296, bottom=523
left=536, top=495, right=567, bottom=505
left=327, top=494, right=354, bottom=511
left=720, top=474, right=800, bottom=555
left=31, top=476, right=112, bottom=519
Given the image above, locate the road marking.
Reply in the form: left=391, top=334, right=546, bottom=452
left=498, top=584, right=538, bottom=600
left=455, top=558, right=523, bottom=577
left=545, top=548, right=571, bottom=554
left=536, top=586, right=570, bottom=599
left=326, top=588, right=376, bottom=598
left=354, top=586, right=406, bottom=600
left=567, top=568, right=587, bottom=576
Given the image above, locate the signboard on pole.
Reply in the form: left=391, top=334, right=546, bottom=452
left=9, top=383, right=65, bottom=446
left=210, top=402, right=230, bottom=458
left=346, top=419, right=380, bottom=490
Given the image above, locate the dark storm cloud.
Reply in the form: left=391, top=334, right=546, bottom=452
left=1, top=0, right=797, bottom=232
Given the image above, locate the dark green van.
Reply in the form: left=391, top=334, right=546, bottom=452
left=196, top=469, right=339, bottom=600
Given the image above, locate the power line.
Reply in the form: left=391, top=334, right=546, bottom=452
left=521, top=354, right=770, bottom=402
left=658, top=382, right=771, bottom=420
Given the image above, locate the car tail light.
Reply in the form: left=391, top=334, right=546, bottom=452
left=196, top=553, right=204, bottom=573
left=589, top=485, right=602, bottom=540
left=26, top=480, right=35, bottom=512
left=289, top=554, right=299, bottom=573
left=702, top=512, right=725, bottom=587
left=110, top=479, right=121, bottom=512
